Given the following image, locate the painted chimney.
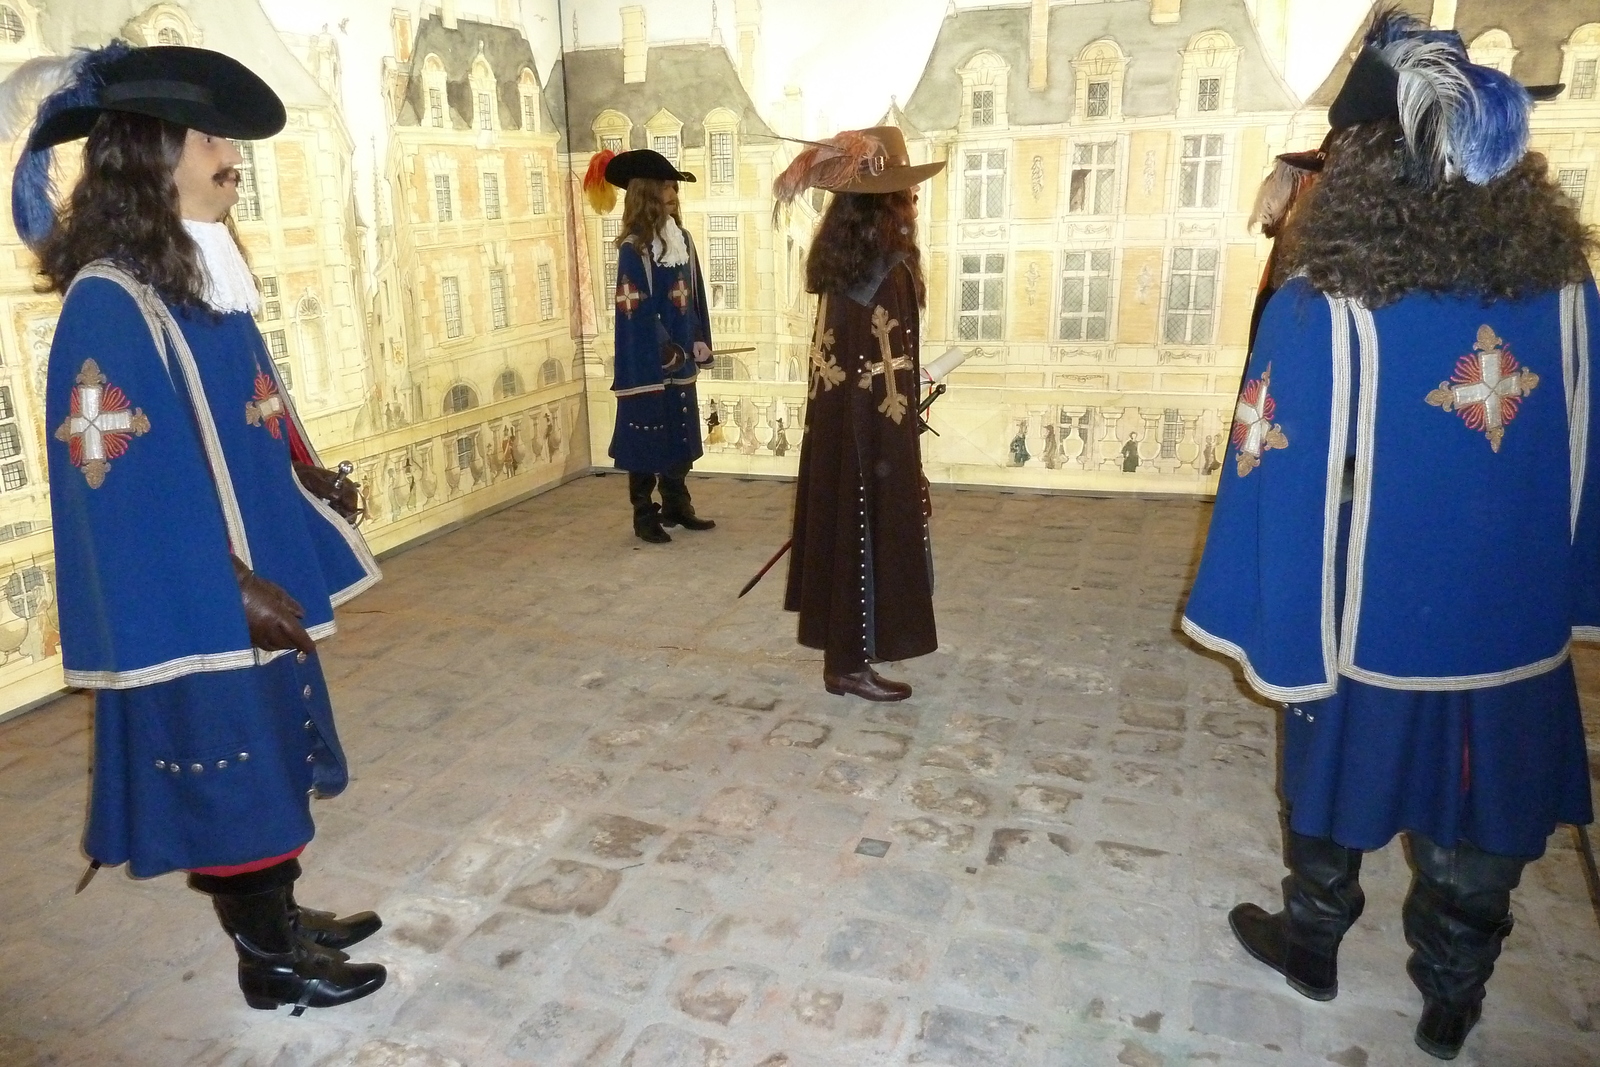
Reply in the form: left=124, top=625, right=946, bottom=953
left=441, top=0, right=457, bottom=31
left=736, top=0, right=762, bottom=98
left=622, top=6, right=647, bottom=84
left=1149, top=0, right=1180, bottom=26
left=1028, top=0, right=1048, bottom=91
left=1430, top=0, right=1458, bottom=29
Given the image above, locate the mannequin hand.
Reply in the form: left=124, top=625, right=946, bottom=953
left=692, top=341, right=713, bottom=366
left=231, top=555, right=315, bottom=655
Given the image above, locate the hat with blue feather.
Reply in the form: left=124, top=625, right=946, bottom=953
left=0, top=42, right=285, bottom=249
left=1326, top=7, right=1560, bottom=186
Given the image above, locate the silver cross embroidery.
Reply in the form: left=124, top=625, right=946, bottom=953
left=1233, top=362, right=1288, bottom=477
left=860, top=305, right=912, bottom=424
left=53, top=359, right=150, bottom=488
left=1426, top=325, right=1538, bottom=453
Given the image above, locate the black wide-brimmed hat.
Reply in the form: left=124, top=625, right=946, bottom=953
left=604, top=149, right=695, bottom=188
left=6, top=42, right=286, bottom=247
left=27, top=44, right=285, bottom=151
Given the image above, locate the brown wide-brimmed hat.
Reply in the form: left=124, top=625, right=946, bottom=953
left=773, top=125, right=944, bottom=208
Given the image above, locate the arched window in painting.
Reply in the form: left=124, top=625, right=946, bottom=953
left=444, top=382, right=478, bottom=414
left=540, top=358, right=563, bottom=387
left=0, top=6, right=26, bottom=43
left=294, top=293, right=328, bottom=390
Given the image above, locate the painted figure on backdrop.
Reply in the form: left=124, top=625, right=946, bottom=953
left=1041, top=423, right=1060, bottom=469
left=706, top=398, right=724, bottom=444
left=1201, top=434, right=1221, bottom=476
left=1182, top=13, right=1597, bottom=1061
left=772, top=418, right=789, bottom=457
left=1009, top=419, right=1030, bottom=466
left=544, top=409, right=562, bottom=462
left=737, top=398, right=760, bottom=455
left=774, top=126, right=943, bottom=702
left=584, top=148, right=716, bottom=543
left=8, top=43, right=388, bottom=1013
left=1120, top=434, right=1140, bottom=472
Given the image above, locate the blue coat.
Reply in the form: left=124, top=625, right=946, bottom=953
left=45, top=265, right=380, bottom=875
left=608, top=233, right=708, bottom=473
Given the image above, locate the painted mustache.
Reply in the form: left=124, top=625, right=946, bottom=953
left=213, top=167, right=241, bottom=186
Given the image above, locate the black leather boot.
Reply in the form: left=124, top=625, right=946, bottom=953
left=1229, top=831, right=1365, bottom=1000
left=629, top=472, right=671, bottom=543
left=659, top=465, right=715, bottom=530
left=192, top=864, right=386, bottom=1015
left=1403, top=835, right=1526, bottom=1060
left=278, top=859, right=382, bottom=952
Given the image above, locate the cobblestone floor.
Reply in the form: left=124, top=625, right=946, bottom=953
left=2, top=474, right=1598, bottom=1067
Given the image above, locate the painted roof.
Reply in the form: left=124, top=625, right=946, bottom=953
left=901, top=0, right=1298, bottom=132
left=1308, top=0, right=1597, bottom=107
left=396, top=13, right=548, bottom=131
left=546, top=42, right=775, bottom=152
left=35, top=0, right=332, bottom=109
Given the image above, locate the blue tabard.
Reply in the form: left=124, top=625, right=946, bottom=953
left=608, top=233, right=708, bottom=473
left=45, top=268, right=381, bottom=875
left=1183, top=276, right=1600, bottom=699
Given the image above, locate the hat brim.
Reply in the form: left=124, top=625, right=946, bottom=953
left=832, top=160, right=946, bottom=194
left=27, top=46, right=285, bottom=151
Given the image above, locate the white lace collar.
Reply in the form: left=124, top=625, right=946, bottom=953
left=651, top=216, right=690, bottom=268
left=182, top=219, right=261, bottom=315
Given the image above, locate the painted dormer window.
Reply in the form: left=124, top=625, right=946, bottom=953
left=1561, top=24, right=1600, bottom=101
left=518, top=69, right=539, bottom=132
left=958, top=51, right=1010, bottom=131
left=1467, top=29, right=1517, bottom=75
left=0, top=7, right=23, bottom=44
left=705, top=108, right=738, bottom=189
left=470, top=56, right=496, bottom=132
left=131, top=4, right=200, bottom=48
left=1179, top=32, right=1240, bottom=117
left=1073, top=40, right=1126, bottom=123
left=593, top=109, right=632, bottom=155
left=646, top=109, right=684, bottom=168
left=422, top=55, right=447, bottom=128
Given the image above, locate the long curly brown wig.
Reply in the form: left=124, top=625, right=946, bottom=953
left=36, top=112, right=208, bottom=305
left=1274, top=122, right=1594, bottom=307
left=805, top=189, right=926, bottom=306
left=616, top=178, right=681, bottom=256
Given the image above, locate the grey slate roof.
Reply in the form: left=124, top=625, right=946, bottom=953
left=397, top=13, right=550, bottom=131
left=1308, top=1, right=1596, bottom=107
left=546, top=42, right=775, bottom=152
left=902, top=0, right=1298, bottom=132
left=35, top=0, right=331, bottom=109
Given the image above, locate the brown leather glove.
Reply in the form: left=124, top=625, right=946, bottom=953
left=294, top=461, right=363, bottom=525
left=231, top=555, right=315, bottom=655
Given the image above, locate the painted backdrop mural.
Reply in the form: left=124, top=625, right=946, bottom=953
left=0, top=0, right=1595, bottom=714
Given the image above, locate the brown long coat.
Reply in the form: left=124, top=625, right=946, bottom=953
left=784, top=257, right=937, bottom=668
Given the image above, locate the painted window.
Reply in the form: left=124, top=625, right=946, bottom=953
left=1068, top=142, right=1116, bottom=215
left=442, top=276, right=463, bottom=339
left=0, top=386, right=22, bottom=492
left=1160, top=409, right=1182, bottom=459
left=490, top=269, right=508, bottom=329
left=971, top=89, right=996, bottom=126
left=709, top=215, right=738, bottom=310
left=541, top=359, right=563, bottom=386
left=710, top=131, right=734, bottom=184
left=455, top=435, right=475, bottom=468
left=1059, top=250, right=1112, bottom=341
left=529, top=171, right=547, bottom=214
left=498, top=369, right=521, bottom=397
left=446, top=384, right=476, bottom=414
left=601, top=135, right=624, bottom=153
left=652, top=134, right=681, bottom=166
left=0, top=423, right=18, bottom=459
left=538, top=262, right=555, bottom=320
left=483, top=172, right=501, bottom=220
left=428, top=88, right=445, bottom=128
left=1197, top=77, right=1221, bottom=112
left=1163, top=247, right=1217, bottom=344
left=602, top=217, right=622, bottom=303
left=521, top=94, right=536, bottom=130
left=257, top=275, right=281, bottom=321
left=963, top=150, right=1006, bottom=219
left=434, top=174, right=453, bottom=222
left=1558, top=168, right=1588, bottom=207
left=476, top=92, right=493, bottom=131
left=233, top=142, right=262, bottom=221
left=265, top=330, right=291, bottom=387
left=156, top=27, right=183, bottom=46
left=959, top=253, right=1005, bottom=341
left=0, top=7, right=24, bottom=43
left=1179, top=135, right=1225, bottom=209
left=0, top=462, right=24, bottom=492
left=1085, top=81, right=1110, bottom=118
left=1574, top=59, right=1597, bottom=101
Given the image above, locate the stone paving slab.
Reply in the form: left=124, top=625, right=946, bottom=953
left=1, top=473, right=1598, bottom=1067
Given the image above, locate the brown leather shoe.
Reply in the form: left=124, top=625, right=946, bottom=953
left=824, top=668, right=911, bottom=702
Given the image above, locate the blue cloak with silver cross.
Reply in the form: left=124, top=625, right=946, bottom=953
left=1183, top=276, right=1600, bottom=702
left=45, top=268, right=380, bottom=875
